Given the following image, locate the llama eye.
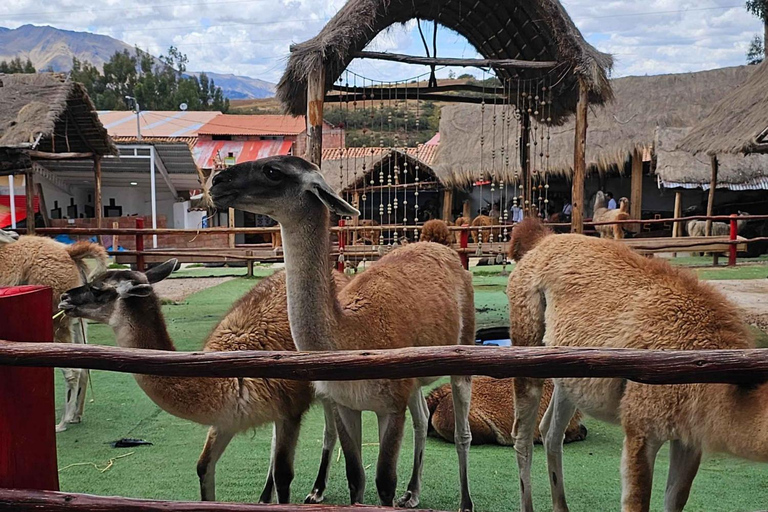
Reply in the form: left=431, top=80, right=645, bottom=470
left=264, top=167, right=283, bottom=182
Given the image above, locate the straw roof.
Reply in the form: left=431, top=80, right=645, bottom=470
left=433, top=65, right=754, bottom=185
left=278, top=0, right=613, bottom=124
left=656, top=127, right=768, bottom=189
left=680, top=60, right=768, bottom=155
left=0, top=73, right=115, bottom=156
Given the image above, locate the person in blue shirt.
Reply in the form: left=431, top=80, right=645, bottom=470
left=606, top=191, right=617, bottom=209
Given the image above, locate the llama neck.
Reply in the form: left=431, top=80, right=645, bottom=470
left=111, top=297, right=176, bottom=352
left=280, top=205, right=338, bottom=352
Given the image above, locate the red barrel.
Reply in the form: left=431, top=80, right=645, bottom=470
left=0, top=285, right=59, bottom=491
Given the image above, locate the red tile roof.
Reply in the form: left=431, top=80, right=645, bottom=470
left=198, top=115, right=308, bottom=136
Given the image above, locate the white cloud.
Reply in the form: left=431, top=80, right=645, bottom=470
left=0, top=0, right=763, bottom=83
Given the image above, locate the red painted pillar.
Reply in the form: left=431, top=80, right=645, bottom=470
left=459, top=228, right=469, bottom=270
left=337, top=220, right=346, bottom=272
left=135, top=217, right=145, bottom=272
left=0, top=286, right=59, bottom=492
left=728, top=213, right=738, bottom=267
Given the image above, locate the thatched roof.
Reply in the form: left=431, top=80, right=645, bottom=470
left=278, top=0, right=613, bottom=124
left=0, top=73, right=115, bottom=155
left=656, top=127, right=768, bottom=190
left=434, top=65, right=754, bottom=185
left=322, top=147, right=439, bottom=193
left=680, top=60, right=768, bottom=156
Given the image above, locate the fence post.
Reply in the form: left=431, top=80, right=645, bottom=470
left=246, top=250, right=254, bottom=278
left=0, top=286, right=59, bottom=492
left=460, top=228, right=469, bottom=270
left=135, top=217, right=145, bottom=272
left=729, top=213, right=738, bottom=267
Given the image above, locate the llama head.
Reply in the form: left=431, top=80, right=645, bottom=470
left=0, top=229, right=19, bottom=246
left=209, top=156, right=358, bottom=225
left=59, top=259, right=177, bottom=325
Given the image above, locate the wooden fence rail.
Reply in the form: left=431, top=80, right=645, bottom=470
left=1, top=343, right=767, bottom=385
left=0, top=488, right=441, bottom=512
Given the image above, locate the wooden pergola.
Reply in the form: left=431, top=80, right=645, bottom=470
left=0, top=73, right=116, bottom=233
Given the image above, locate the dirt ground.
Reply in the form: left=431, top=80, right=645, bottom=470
left=709, top=279, right=768, bottom=331
left=152, top=277, right=234, bottom=302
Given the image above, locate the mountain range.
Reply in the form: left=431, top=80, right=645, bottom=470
left=0, top=24, right=275, bottom=99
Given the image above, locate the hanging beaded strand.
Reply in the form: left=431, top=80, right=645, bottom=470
left=477, top=69, right=487, bottom=255
left=545, top=73, right=552, bottom=219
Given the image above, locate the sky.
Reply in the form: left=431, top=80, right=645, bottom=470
left=0, top=0, right=762, bottom=83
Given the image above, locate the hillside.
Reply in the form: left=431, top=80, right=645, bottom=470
left=0, top=25, right=275, bottom=99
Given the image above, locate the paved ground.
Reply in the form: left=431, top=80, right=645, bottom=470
left=152, top=276, right=234, bottom=302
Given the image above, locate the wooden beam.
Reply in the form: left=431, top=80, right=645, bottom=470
left=442, top=188, right=454, bottom=221
left=93, top=156, right=102, bottom=237
left=228, top=207, right=236, bottom=248
left=630, top=149, right=643, bottom=233
left=330, top=83, right=506, bottom=96
left=306, top=65, right=325, bottom=167
left=705, top=155, right=718, bottom=236
left=153, top=152, right=179, bottom=199
left=672, top=191, right=682, bottom=238
left=325, top=91, right=507, bottom=106
left=350, top=51, right=558, bottom=69
left=1, top=342, right=768, bottom=385
left=25, top=150, right=94, bottom=160
left=24, top=171, right=35, bottom=235
left=35, top=183, right=50, bottom=228
left=571, top=81, right=589, bottom=234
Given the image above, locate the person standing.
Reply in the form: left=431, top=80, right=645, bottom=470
left=606, top=192, right=617, bottom=209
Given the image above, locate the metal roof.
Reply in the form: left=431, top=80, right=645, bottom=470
left=193, top=140, right=293, bottom=169
left=98, top=111, right=221, bottom=138
left=197, top=114, right=307, bottom=136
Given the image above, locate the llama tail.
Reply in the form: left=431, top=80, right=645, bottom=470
left=509, top=218, right=552, bottom=261
left=66, top=242, right=109, bottom=280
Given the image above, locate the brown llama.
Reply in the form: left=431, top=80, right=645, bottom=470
left=426, top=378, right=586, bottom=446
left=420, top=219, right=453, bottom=246
left=471, top=214, right=494, bottom=243
left=507, top=218, right=767, bottom=512
left=593, top=192, right=630, bottom=239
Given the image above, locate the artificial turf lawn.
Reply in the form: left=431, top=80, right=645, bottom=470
left=55, top=270, right=768, bottom=511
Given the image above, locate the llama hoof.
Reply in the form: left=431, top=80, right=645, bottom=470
left=305, top=491, right=324, bottom=504
left=396, top=491, right=419, bottom=508
left=55, top=422, right=68, bottom=433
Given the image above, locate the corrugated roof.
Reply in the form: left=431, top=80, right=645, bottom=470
left=193, top=140, right=294, bottom=169
left=99, top=111, right=221, bottom=138
left=197, top=114, right=307, bottom=136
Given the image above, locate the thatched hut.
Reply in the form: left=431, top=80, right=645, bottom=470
left=0, top=73, right=115, bottom=231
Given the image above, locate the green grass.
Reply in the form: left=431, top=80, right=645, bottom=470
left=55, top=269, right=768, bottom=511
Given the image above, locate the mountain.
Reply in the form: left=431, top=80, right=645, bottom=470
left=0, top=25, right=276, bottom=99
left=187, top=71, right=275, bottom=99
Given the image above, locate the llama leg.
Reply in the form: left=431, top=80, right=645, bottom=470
left=540, top=384, right=577, bottom=512
left=397, top=389, right=429, bottom=508
left=451, top=374, right=474, bottom=512
left=375, top=410, right=406, bottom=507
left=336, top=405, right=365, bottom=504
left=197, top=427, right=234, bottom=501
left=306, top=399, right=338, bottom=504
left=663, top=440, right=701, bottom=512
left=272, top=415, right=301, bottom=504
left=56, top=367, right=80, bottom=432
left=72, top=319, right=89, bottom=422
left=258, top=425, right=276, bottom=503
left=513, top=377, right=545, bottom=512
left=621, top=433, right=662, bottom=512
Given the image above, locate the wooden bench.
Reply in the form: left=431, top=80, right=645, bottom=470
left=621, top=236, right=747, bottom=255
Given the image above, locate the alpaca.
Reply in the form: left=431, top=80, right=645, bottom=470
left=471, top=214, right=494, bottom=243
left=0, top=231, right=107, bottom=432
left=507, top=218, right=768, bottom=512
left=593, top=192, right=630, bottom=239
left=426, top=378, right=586, bottom=446
left=686, top=211, right=749, bottom=237
left=210, top=156, right=475, bottom=512
left=355, top=219, right=380, bottom=245
left=420, top=219, right=452, bottom=246
left=59, top=262, right=343, bottom=504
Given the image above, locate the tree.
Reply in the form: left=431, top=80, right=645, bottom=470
left=746, top=0, right=768, bottom=63
left=0, top=57, right=36, bottom=74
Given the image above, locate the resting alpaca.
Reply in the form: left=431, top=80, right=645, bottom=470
left=60, top=262, right=342, bottom=504
left=420, top=219, right=453, bottom=246
left=0, top=230, right=107, bottom=432
left=593, top=192, right=630, bottom=239
left=426, top=377, right=586, bottom=446
left=210, top=156, right=475, bottom=511
left=508, top=218, right=767, bottom=512
left=686, top=211, right=749, bottom=237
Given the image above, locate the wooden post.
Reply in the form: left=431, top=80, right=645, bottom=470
left=93, top=156, right=102, bottom=239
left=728, top=214, right=738, bottom=267
left=630, top=149, right=643, bottom=233
left=306, top=65, right=326, bottom=167
left=571, top=81, right=589, bottom=234
left=228, top=208, right=236, bottom=248
left=135, top=217, right=145, bottom=272
left=24, top=170, right=35, bottom=234
left=462, top=199, right=471, bottom=220
left=246, top=250, right=254, bottom=278
left=442, top=188, right=454, bottom=221
left=0, top=286, right=59, bottom=492
left=459, top=228, right=469, bottom=270
left=705, top=155, right=718, bottom=237
left=672, top=191, right=682, bottom=238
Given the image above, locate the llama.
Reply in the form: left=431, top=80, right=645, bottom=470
left=471, top=214, right=494, bottom=243
left=426, top=378, right=586, bottom=446
left=0, top=231, right=107, bottom=432
left=686, top=211, right=749, bottom=237
left=593, top=192, right=630, bottom=239
left=210, top=156, right=475, bottom=512
left=60, top=261, right=344, bottom=504
left=507, top=218, right=768, bottom=512
left=420, top=219, right=452, bottom=246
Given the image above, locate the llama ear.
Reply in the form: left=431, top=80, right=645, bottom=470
left=144, top=259, right=178, bottom=284
left=304, top=171, right=359, bottom=217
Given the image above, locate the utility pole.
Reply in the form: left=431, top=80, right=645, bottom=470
left=125, top=96, right=142, bottom=141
